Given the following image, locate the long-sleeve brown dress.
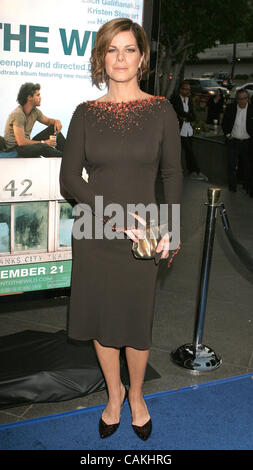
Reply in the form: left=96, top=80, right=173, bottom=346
left=60, top=96, right=182, bottom=350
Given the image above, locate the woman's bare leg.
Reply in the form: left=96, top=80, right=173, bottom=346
left=125, top=347, right=150, bottom=426
left=93, top=340, right=125, bottom=424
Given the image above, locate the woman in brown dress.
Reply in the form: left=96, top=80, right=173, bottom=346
left=60, top=18, right=182, bottom=441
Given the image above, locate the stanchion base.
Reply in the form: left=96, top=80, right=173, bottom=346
left=171, top=343, right=222, bottom=373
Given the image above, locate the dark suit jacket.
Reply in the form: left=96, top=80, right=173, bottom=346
left=222, top=103, right=253, bottom=138
left=170, top=94, right=196, bottom=130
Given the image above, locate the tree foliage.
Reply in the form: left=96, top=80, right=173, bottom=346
left=158, top=0, right=253, bottom=97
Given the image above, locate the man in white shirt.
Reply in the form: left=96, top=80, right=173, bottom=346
left=222, top=89, right=253, bottom=194
left=171, top=81, right=208, bottom=181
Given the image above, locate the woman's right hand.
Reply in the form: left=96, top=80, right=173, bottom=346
left=114, top=212, right=147, bottom=242
left=125, top=212, right=147, bottom=242
left=123, top=227, right=144, bottom=242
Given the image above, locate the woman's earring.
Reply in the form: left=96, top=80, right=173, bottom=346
left=102, top=69, right=109, bottom=84
left=138, top=67, right=143, bottom=85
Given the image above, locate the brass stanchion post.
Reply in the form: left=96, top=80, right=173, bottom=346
left=171, top=188, right=222, bottom=373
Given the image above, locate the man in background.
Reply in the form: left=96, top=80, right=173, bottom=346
left=222, top=88, right=253, bottom=196
left=4, top=82, right=65, bottom=157
left=171, top=80, right=207, bottom=181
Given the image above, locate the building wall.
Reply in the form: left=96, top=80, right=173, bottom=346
left=185, top=42, right=253, bottom=79
left=184, top=62, right=252, bottom=79
left=197, top=42, right=253, bottom=61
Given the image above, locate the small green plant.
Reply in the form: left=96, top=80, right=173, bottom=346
left=193, top=120, right=211, bottom=134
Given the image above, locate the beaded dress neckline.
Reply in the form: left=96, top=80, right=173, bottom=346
left=87, top=96, right=165, bottom=106
left=85, top=96, right=166, bottom=133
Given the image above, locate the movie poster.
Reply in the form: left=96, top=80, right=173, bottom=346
left=0, top=0, right=144, bottom=293
left=0, top=0, right=144, bottom=136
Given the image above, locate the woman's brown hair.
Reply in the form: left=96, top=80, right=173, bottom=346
left=90, top=18, right=150, bottom=89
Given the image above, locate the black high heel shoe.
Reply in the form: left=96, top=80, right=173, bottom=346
left=132, top=418, right=152, bottom=441
left=99, top=386, right=128, bottom=439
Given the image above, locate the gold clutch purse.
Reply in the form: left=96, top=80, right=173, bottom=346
left=131, top=224, right=165, bottom=264
left=131, top=224, right=181, bottom=266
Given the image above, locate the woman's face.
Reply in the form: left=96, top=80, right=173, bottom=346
left=104, top=30, right=143, bottom=84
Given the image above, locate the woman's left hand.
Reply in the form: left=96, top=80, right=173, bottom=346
left=127, top=213, right=172, bottom=260
left=156, top=233, right=170, bottom=260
